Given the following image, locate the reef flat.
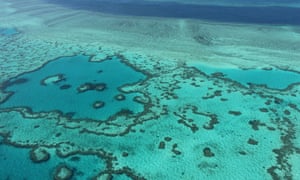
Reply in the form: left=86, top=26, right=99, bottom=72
left=1, top=50, right=300, bottom=179
left=0, top=0, right=300, bottom=179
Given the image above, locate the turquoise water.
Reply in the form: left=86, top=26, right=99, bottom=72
left=1, top=54, right=298, bottom=179
left=0, top=28, right=19, bottom=36
left=0, top=0, right=300, bottom=179
left=0, top=138, right=106, bottom=179
left=193, top=64, right=300, bottom=89
left=1, top=55, right=145, bottom=120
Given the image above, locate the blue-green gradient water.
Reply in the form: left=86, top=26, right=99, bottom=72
left=0, top=0, right=300, bottom=179
left=46, top=0, right=300, bottom=25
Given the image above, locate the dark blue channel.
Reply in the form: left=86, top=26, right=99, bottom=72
left=45, top=0, right=300, bottom=25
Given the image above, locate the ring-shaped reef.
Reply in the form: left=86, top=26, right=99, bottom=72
left=0, top=55, right=146, bottom=120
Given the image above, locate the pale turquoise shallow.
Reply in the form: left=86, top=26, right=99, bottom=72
left=193, top=63, right=300, bottom=89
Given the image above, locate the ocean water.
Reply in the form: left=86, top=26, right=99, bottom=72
left=0, top=28, right=19, bottom=36
left=0, top=137, right=106, bottom=179
left=46, top=0, right=300, bottom=25
left=0, top=0, right=300, bottom=180
left=192, top=63, right=300, bottom=89
left=1, top=55, right=145, bottom=120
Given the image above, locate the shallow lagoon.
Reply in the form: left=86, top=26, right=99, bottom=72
left=1, top=55, right=145, bottom=120
left=192, top=63, right=300, bottom=89
left=0, top=138, right=106, bottom=179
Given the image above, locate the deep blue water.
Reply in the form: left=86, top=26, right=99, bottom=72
left=45, top=0, right=300, bottom=25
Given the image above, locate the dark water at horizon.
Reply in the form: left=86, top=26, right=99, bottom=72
left=45, top=0, right=300, bottom=25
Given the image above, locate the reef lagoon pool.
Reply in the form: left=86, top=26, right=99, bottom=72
left=193, top=63, right=300, bottom=90
left=0, top=136, right=106, bottom=179
left=1, top=55, right=146, bottom=120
